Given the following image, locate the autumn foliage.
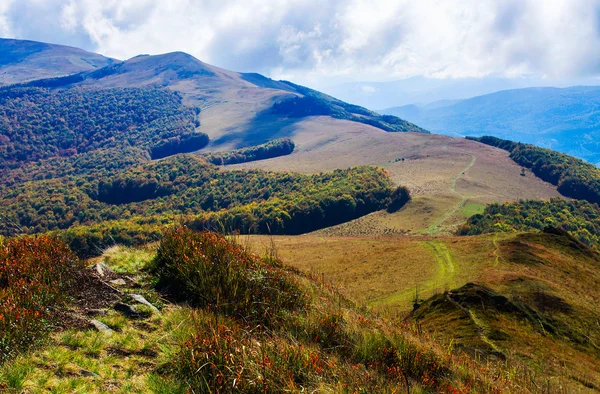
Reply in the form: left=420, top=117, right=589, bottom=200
left=0, top=236, right=83, bottom=362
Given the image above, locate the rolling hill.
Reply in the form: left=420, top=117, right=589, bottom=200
left=381, top=86, right=600, bottom=165
left=0, top=38, right=116, bottom=85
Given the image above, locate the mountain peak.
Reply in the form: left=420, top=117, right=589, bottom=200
left=0, top=38, right=116, bottom=85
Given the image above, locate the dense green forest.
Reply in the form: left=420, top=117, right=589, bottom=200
left=469, top=136, right=600, bottom=204
left=1, top=154, right=394, bottom=234
left=459, top=199, right=600, bottom=249
left=0, top=86, right=203, bottom=168
left=203, top=138, right=295, bottom=165
left=1, top=153, right=396, bottom=256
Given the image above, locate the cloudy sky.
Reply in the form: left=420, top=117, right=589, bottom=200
left=2, top=0, right=600, bottom=92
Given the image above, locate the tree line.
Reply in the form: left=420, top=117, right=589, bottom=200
left=203, top=138, right=295, bottom=165
left=468, top=136, right=600, bottom=205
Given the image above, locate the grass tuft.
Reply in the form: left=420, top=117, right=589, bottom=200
left=149, top=227, right=307, bottom=326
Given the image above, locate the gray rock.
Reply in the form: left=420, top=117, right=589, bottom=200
left=130, top=294, right=161, bottom=315
left=80, top=369, right=98, bottom=377
left=90, top=319, right=113, bottom=335
left=109, top=279, right=127, bottom=286
left=95, top=262, right=112, bottom=277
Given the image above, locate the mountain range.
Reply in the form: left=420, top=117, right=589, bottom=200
left=0, top=38, right=425, bottom=152
left=381, top=86, right=600, bottom=165
left=323, top=75, right=600, bottom=109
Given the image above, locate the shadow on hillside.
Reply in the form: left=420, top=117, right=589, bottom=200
left=210, top=109, right=302, bottom=149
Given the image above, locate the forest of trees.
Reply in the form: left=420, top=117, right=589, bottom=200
left=203, top=138, right=295, bottom=165
left=459, top=199, right=600, bottom=250
left=469, top=136, right=600, bottom=204
left=0, top=86, right=203, bottom=168
left=1, top=152, right=396, bottom=256
left=0, top=83, right=406, bottom=257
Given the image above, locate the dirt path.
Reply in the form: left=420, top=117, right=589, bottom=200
left=424, top=240, right=457, bottom=291
left=426, top=154, right=477, bottom=235
left=492, top=234, right=502, bottom=266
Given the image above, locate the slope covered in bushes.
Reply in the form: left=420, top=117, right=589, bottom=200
left=0, top=236, right=85, bottom=362
left=203, top=138, right=295, bottom=165
left=459, top=198, right=600, bottom=249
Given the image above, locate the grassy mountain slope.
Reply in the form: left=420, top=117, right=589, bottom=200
left=382, top=86, right=600, bottom=164
left=1, top=38, right=600, bottom=393
left=468, top=135, right=600, bottom=204
left=0, top=38, right=115, bottom=85
left=230, top=118, right=562, bottom=235
left=248, top=231, right=600, bottom=392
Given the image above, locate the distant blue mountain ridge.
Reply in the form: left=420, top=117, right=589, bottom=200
left=381, top=86, right=600, bottom=165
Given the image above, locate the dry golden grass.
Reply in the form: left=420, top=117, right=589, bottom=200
left=248, top=231, right=600, bottom=392
left=248, top=234, right=493, bottom=312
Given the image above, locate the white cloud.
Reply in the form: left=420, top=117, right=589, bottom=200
left=361, top=85, right=377, bottom=94
left=59, top=0, right=78, bottom=31
left=3, top=0, right=600, bottom=87
left=0, top=0, right=15, bottom=36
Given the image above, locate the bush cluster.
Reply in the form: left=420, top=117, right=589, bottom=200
left=0, top=236, right=83, bottom=362
left=203, top=138, right=295, bottom=165
left=459, top=198, right=600, bottom=249
left=150, top=227, right=307, bottom=326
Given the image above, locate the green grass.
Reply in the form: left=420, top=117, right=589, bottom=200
left=370, top=240, right=458, bottom=308
left=0, top=305, right=191, bottom=393
left=459, top=201, right=485, bottom=218
left=102, top=245, right=156, bottom=274
left=425, top=154, right=478, bottom=236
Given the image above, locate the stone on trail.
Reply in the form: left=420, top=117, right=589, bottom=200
left=130, top=294, right=161, bottom=314
left=110, top=278, right=127, bottom=286
left=95, top=262, right=112, bottom=277
left=90, top=319, right=113, bottom=335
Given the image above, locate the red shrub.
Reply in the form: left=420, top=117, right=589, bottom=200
left=0, top=235, right=83, bottom=362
